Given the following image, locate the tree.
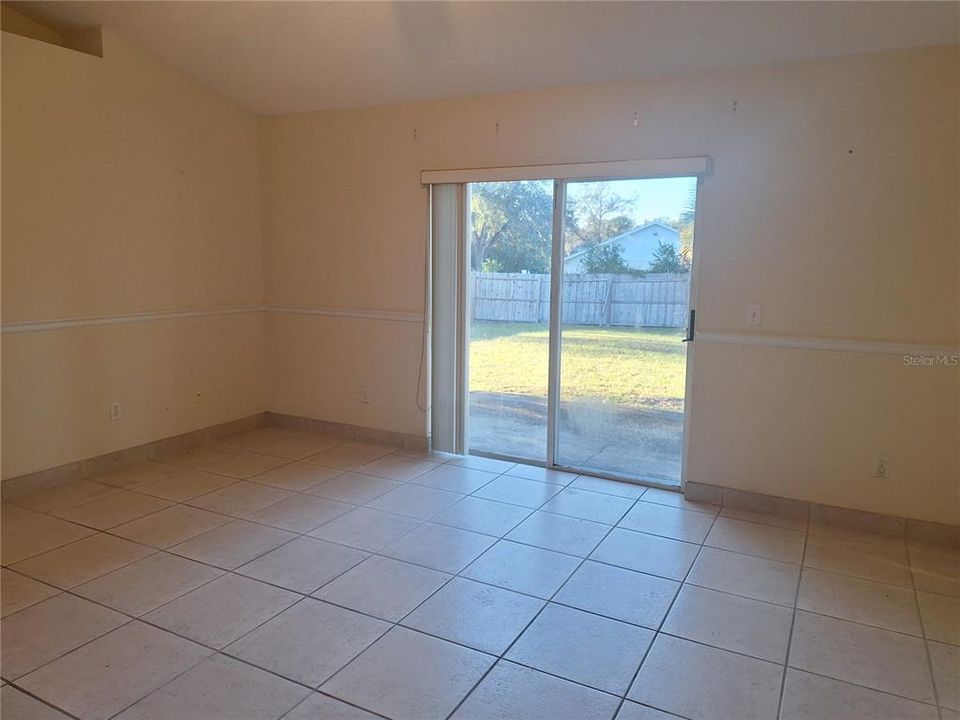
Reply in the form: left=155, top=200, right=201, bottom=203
left=647, top=240, right=689, bottom=273
left=470, top=181, right=553, bottom=273
left=677, top=187, right=696, bottom=268
left=579, top=242, right=639, bottom=275
left=565, top=182, right=636, bottom=252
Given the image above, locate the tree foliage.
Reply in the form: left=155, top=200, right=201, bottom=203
left=647, top=240, right=689, bottom=273
left=470, top=181, right=553, bottom=272
left=578, top=242, right=640, bottom=275
left=565, top=183, right=635, bottom=252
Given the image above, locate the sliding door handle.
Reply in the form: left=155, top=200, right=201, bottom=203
left=682, top=308, right=695, bottom=342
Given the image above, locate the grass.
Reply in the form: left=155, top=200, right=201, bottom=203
left=469, top=321, right=687, bottom=411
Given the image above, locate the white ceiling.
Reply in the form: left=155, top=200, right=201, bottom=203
left=15, top=1, right=960, bottom=115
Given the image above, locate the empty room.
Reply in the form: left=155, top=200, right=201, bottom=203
left=1, top=2, right=958, bottom=719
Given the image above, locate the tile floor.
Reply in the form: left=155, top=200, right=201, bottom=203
left=1, top=427, right=957, bottom=720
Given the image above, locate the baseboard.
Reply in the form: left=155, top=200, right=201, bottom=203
left=684, top=481, right=960, bottom=548
left=1, top=411, right=427, bottom=502
left=264, top=412, right=429, bottom=452
left=1, top=413, right=267, bottom=501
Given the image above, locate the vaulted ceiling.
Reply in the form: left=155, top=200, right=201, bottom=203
left=14, top=1, right=959, bottom=115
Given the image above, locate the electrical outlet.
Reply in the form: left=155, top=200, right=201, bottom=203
left=359, top=386, right=372, bottom=404
left=746, top=304, right=762, bottom=327
left=109, top=401, right=122, bottom=421
left=874, top=458, right=891, bottom=479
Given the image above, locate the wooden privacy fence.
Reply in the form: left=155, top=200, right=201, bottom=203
left=470, top=272, right=690, bottom=328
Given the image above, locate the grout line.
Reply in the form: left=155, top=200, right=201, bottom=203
left=440, top=489, right=642, bottom=720
left=608, top=500, right=723, bottom=720
left=907, top=526, right=944, bottom=720
left=775, top=501, right=810, bottom=720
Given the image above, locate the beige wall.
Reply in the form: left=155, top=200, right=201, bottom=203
left=1, top=30, right=265, bottom=478
left=261, top=45, right=959, bottom=524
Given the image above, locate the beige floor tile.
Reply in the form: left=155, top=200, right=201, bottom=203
left=306, top=473, right=402, bottom=504
left=452, top=660, right=621, bottom=720
left=303, top=444, right=393, bottom=470
left=590, top=528, right=699, bottom=581
left=433, top=496, right=532, bottom=537
left=200, top=452, right=290, bottom=479
left=805, top=531, right=912, bottom=587
left=446, top=455, right=517, bottom=473
left=162, top=445, right=243, bottom=470
left=365, top=483, right=465, bottom=520
left=554, top=560, right=679, bottom=628
left=1, top=569, right=60, bottom=618
left=187, top=480, right=293, bottom=517
left=0, top=685, right=73, bottom=719
left=705, top=516, right=805, bottom=563
left=245, top=493, right=354, bottom=532
left=144, top=574, right=299, bottom=648
left=382, top=522, right=497, bottom=573
left=249, top=462, right=342, bottom=492
left=17, top=621, right=211, bottom=720
left=111, top=504, right=231, bottom=549
left=619, top=502, right=715, bottom=543
left=720, top=506, right=808, bottom=531
left=282, top=692, right=381, bottom=720
left=911, top=545, right=960, bottom=597
left=663, top=584, right=793, bottom=662
left=169, top=519, right=295, bottom=569
left=114, top=654, right=309, bottom=720
left=11, top=533, right=154, bottom=589
left=782, top=668, right=938, bottom=720
left=570, top=474, right=647, bottom=498
left=256, top=434, right=343, bottom=460
left=54, top=491, right=171, bottom=530
left=1, top=504, right=95, bottom=564
left=798, top=568, right=922, bottom=635
left=918, top=591, right=960, bottom=645
left=14, top=481, right=121, bottom=513
left=314, top=555, right=451, bottom=622
left=789, top=610, right=935, bottom=702
left=639, top=487, right=719, bottom=515
left=541, top=487, right=635, bottom=524
left=136, top=469, right=239, bottom=501
left=402, top=577, right=544, bottom=655
left=472, top=476, right=563, bottom=509
left=615, top=701, right=681, bottom=720
left=74, top=552, right=223, bottom=616
left=93, top=461, right=183, bottom=489
left=462, top=540, right=580, bottom=598
left=502, top=465, right=576, bottom=486
left=236, top=536, right=368, bottom=593
left=322, top=627, right=495, bottom=719
left=686, top=545, right=800, bottom=606
left=222, top=428, right=309, bottom=452
left=410, top=464, right=499, bottom=494
left=929, top=641, right=960, bottom=710
left=354, top=454, right=441, bottom=481
left=1, top=594, right=127, bottom=679
left=308, top=506, right=423, bottom=552
left=226, top=598, right=390, bottom=686
left=507, top=603, right=654, bottom=694
left=628, top=634, right=783, bottom=720
left=506, top=511, right=609, bottom=556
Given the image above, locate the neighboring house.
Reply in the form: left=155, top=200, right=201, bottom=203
left=563, top=221, right=680, bottom=273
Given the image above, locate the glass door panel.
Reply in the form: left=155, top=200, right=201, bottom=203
left=466, top=180, right=554, bottom=462
left=555, top=177, right=697, bottom=485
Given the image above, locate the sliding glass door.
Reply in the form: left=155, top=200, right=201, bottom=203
left=466, top=181, right=554, bottom=463
left=555, top=177, right=697, bottom=485
left=431, top=161, right=701, bottom=488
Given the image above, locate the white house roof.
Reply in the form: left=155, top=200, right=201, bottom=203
left=564, top=221, right=679, bottom=261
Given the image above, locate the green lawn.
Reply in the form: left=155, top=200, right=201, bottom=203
left=469, top=322, right=687, bottom=411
